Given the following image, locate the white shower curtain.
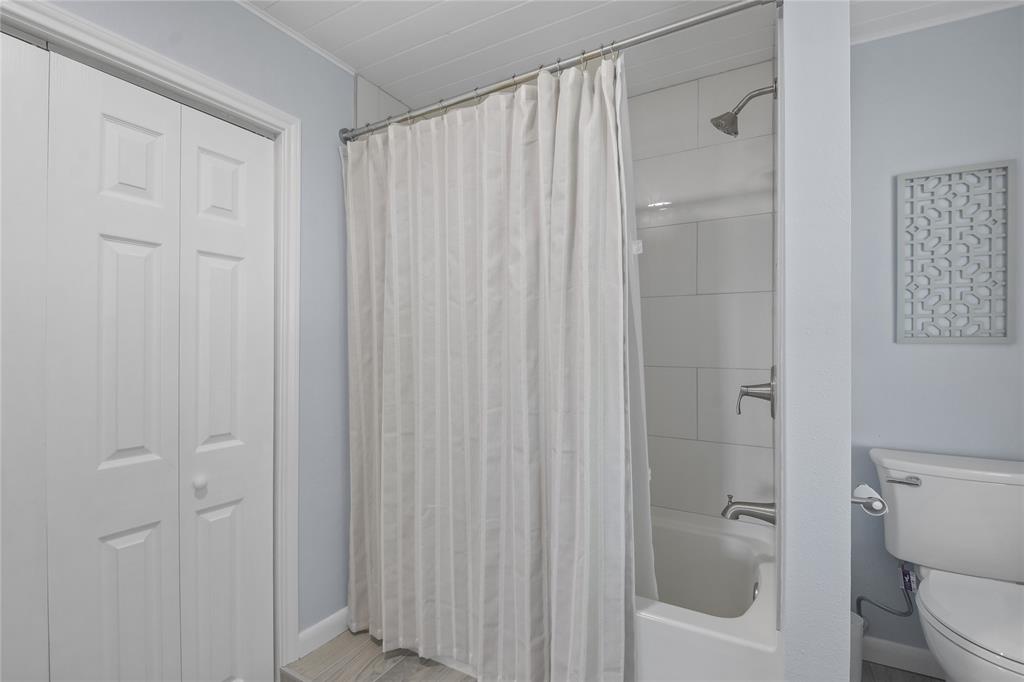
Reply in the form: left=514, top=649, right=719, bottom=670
left=343, top=56, right=655, bottom=681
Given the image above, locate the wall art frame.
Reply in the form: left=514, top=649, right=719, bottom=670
left=895, top=160, right=1015, bottom=343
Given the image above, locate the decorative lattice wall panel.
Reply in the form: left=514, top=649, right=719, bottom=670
left=896, top=161, right=1014, bottom=343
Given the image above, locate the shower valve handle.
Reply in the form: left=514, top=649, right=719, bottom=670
left=736, top=366, right=776, bottom=419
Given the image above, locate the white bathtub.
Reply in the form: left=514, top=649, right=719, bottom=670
left=636, top=507, right=783, bottom=681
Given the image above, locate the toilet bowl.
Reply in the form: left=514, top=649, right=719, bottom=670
left=916, top=568, right=1024, bottom=682
left=870, top=449, right=1024, bottom=682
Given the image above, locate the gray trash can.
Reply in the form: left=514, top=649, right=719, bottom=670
left=851, top=612, right=865, bottom=681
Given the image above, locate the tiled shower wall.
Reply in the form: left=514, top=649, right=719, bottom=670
left=629, top=60, right=775, bottom=522
left=355, top=76, right=407, bottom=128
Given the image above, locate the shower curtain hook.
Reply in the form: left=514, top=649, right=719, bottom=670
left=474, top=87, right=481, bottom=105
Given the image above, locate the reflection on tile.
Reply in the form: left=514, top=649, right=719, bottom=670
left=641, top=293, right=772, bottom=368
left=698, top=368, right=773, bottom=447
left=628, top=81, right=699, bottom=160
left=698, top=213, right=773, bottom=294
left=698, top=61, right=775, bottom=147
left=648, top=437, right=773, bottom=517
left=638, top=223, right=697, bottom=297
left=644, top=367, right=697, bottom=439
left=634, top=136, right=773, bottom=228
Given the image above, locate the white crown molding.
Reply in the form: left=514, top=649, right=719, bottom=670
left=234, top=0, right=356, bottom=75
left=851, top=1, right=1022, bottom=45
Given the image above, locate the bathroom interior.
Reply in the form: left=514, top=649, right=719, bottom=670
left=0, top=1, right=1021, bottom=682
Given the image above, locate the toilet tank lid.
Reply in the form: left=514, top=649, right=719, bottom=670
left=869, top=448, right=1024, bottom=485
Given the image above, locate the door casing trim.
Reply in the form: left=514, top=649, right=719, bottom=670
left=0, top=1, right=304, bottom=670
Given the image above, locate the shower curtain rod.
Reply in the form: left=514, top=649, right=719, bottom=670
left=339, top=0, right=777, bottom=143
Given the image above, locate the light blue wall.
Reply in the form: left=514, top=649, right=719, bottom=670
left=852, top=7, right=1023, bottom=648
left=56, top=1, right=354, bottom=630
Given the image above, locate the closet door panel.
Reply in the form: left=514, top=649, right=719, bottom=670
left=1, top=33, right=51, bottom=682
left=45, top=53, right=182, bottom=681
left=179, top=106, right=275, bottom=681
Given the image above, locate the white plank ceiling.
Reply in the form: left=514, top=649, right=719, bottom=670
left=246, top=0, right=1019, bottom=109
left=247, top=0, right=777, bottom=107
left=849, top=1, right=1019, bottom=44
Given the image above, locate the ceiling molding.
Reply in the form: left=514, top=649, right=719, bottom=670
left=851, top=1, right=1021, bottom=45
left=234, top=0, right=356, bottom=75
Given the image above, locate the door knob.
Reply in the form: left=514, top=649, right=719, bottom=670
left=192, top=474, right=208, bottom=492
left=736, top=366, right=776, bottom=418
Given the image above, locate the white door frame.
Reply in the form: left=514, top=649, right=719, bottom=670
left=0, top=1, right=305, bottom=669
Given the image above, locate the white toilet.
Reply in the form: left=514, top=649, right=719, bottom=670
left=871, top=448, right=1024, bottom=682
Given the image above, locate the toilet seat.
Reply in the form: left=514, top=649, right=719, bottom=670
left=917, top=569, right=1024, bottom=677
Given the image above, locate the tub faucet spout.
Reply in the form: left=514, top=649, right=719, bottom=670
left=721, top=494, right=776, bottom=525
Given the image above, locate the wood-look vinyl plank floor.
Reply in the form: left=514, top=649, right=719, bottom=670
left=291, top=634, right=939, bottom=682
left=861, top=661, right=943, bottom=682
left=283, top=631, right=474, bottom=682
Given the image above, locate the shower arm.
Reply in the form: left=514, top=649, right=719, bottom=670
left=729, top=83, right=776, bottom=115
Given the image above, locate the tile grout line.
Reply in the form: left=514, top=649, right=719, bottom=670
left=631, top=131, right=776, bottom=164
left=648, top=433, right=774, bottom=450
left=636, top=210, right=775, bottom=231
left=645, top=365, right=773, bottom=371
left=640, top=290, right=774, bottom=299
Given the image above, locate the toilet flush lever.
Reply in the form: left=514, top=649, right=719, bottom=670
left=885, top=475, right=921, bottom=487
left=736, top=366, right=776, bottom=418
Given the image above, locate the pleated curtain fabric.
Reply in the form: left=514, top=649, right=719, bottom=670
left=343, top=56, right=654, bottom=681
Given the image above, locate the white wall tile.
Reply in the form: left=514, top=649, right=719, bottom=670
left=356, top=76, right=379, bottom=127
left=628, top=47, right=775, bottom=103
left=649, top=438, right=774, bottom=517
left=641, top=293, right=772, bottom=368
left=630, top=57, right=778, bottom=522
left=644, top=367, right=697, bottom=439
left=638, top=223, right=697, bottom=297
left=697, top=213, right=773, bottom=293
left=697, top=60, right=775, bottom=147
left=628, top=81, right=699, bottom=161
left=379, top=90, right=407, bottom=119
left=357, top=76, right=409, bottom=128
left=697, top=368, right=773, bottom=447
left=633, top=135, right=773, bottom=228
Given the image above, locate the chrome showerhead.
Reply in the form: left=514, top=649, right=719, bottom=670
left=709, top=82, right=776, bottom=138
left=710, top=111, right=739, bottom=137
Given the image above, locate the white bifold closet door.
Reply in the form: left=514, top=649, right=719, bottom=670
left=46, top=52, right=183, bottom=681
left=44, top=52, right=274, bottom=681
left=178, top=105, right=275, bottom=681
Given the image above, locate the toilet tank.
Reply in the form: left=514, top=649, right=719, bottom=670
left=870, top=448, right=1024, bottom=582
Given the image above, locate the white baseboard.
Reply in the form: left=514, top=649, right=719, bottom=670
left=863, top=635, right=946, bottom=680
left=294, top=607, right=349, bottom=661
